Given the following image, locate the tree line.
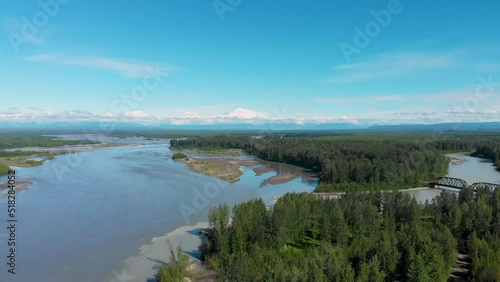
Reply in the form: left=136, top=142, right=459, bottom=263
left=472, top=143, right=500, bottom=172
left=171, top=134, right=492, bottom=192
left=0, top=134, right=100, bottom=149
left=199, top=188, right=500, bottom=281
left=171, top=134, right=500, bottom=191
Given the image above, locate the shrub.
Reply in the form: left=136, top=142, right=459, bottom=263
left=0, top=163, right=10, bottom=175
left=172, top=152, right=188, bottom=160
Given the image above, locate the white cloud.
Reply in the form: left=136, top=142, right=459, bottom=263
left=325, top=51, right=457, bottom=83
left=123, top=111, right=150, bottom=118
left=217, top=108, right=269, bottom=119
left=23, top=53, right=172, bottom=77
left=0, top=108, right=23, bottom=119
left=28, top=106, right=45, bottom=111
left=1, top=103, right=499, bottom=126
left=314, top=80, right=500, bottom=106
left=184, top=112, right=200, bottom=119
left=0, top=107, right=361, bottom=125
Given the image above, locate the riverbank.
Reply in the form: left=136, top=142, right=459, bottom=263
left=0, top=142, right=143, bottom=197
left=446, top=152, right=472, bottom=166
left=112, top=221, right=213, bottom=282
left=260, top=173, right=296, bottom=187
left=0, top=142, right=136, bottom=170
left=311, top=187, right=431, bottom=200
left=176, top=156, right=316, bottom=186
left=0, top=178, right=32, bottom=199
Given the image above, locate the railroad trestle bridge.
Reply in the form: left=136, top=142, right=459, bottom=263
left=430, top=177, right=500, bottom=191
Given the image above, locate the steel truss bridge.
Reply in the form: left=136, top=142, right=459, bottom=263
left=430, top=177, right=500, bottom=191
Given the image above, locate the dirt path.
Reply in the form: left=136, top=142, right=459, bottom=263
left=448, top=253, right=470, bottom=281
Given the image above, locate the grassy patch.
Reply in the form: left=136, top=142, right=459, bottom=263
left=183, top=159, right=243, bottom=182
left=172, top=146, right=244, bottom=156
left=0, top=151, right=57, bottom=168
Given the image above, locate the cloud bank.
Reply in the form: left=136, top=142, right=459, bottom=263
left=1, top=106, right=499, bottom=127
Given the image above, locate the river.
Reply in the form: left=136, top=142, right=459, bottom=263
left=404, top=153, right=500, bottom=203
left=0, top=136, right=317, bottom=282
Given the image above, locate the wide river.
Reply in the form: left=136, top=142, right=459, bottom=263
left=0, top=136, right=317, bottom=282
left=0, top=138, right=499, bottom=282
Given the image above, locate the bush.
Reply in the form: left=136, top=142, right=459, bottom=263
left=26, top=160, right=43, bottom=166
left=0, top=163, right=10, bottom=175
left=155, top=242, right=190, bottom=282
left=172, top=152, right=188, bottom=160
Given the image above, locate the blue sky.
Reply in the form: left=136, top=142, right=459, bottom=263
left=1, top=0, right=499, bottom=125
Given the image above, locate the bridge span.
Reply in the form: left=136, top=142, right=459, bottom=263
left=429, top=177, right=500, bottom=191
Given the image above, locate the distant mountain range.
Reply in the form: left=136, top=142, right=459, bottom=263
left=367, top=122, right=500, bottom=131
left=0, top=121, right=499, bottom=132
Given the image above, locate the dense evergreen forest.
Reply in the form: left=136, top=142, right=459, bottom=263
left=195, top=188, right=500, bottom=281
left=170, top=133, right=500, bottom=192
left=0, top=134, right=100, bottom=149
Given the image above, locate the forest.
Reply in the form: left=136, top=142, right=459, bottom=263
left=0, top=134, right=100, bottom=149
left=195, top=188, right=500, bottom=281
left=170, top=133, right=500, bottom=192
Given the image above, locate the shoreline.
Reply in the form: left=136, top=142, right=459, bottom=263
left=0, top=142, right=138, bottom=170
left=177, top=157, right=259, bottom=183
left=0, top=178, right=32, bottom=200
left=115, top=155, right=319, bottom=281
left=111, top=221, right=209, bottom=282
left=312, top=187, right=433, bottom=200
left=173, top=147, right=245, bottom=156
left=260, top=173, right=295, bottom=187
left=176, top=155, right=317, bottom=186
left=0, top=142, right=150, bottom=198
left=446, top=152, right=471, bottom=166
